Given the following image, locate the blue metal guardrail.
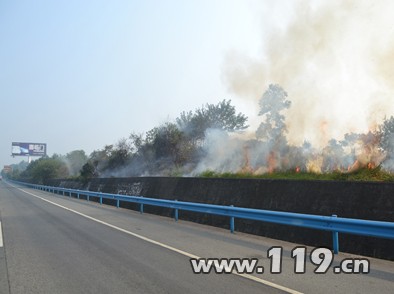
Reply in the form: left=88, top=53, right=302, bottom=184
left=10, top=180, right=394, bottom=254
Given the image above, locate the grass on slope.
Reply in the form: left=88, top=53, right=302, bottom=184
left=199, top=166, right=394, bottom=182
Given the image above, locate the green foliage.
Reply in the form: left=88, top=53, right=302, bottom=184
left=4, top=161, right=28, bottom=180
left=90, top=145, right=113, bottom=167
left=105, top=138, right=133, bottom=170
left=76, top=99, right=249, bottom=177
left=20, top=156, right=69, bottom=184
left=79, top=161, right=97, bottom=182
left=145, top=123, right=183, bottom=159
left=177, top=99, right=248, bottom=141
left=339, top=165, right=394, bottom=181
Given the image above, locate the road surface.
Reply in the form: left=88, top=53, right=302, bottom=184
left=0, top=180, right=393, bottom=293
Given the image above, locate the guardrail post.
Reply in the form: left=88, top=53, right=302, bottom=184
left=99, top=193, right=102, bottom=205
left=230, top=205, right=235, bottom=233
left=87, top=194, right=90, bottom=202
left=116, top=199, right=120, bottom=208
left=69, top=191, right=72, bottom=198
left=140, top=197, right=144, bottom=214
left=332, top=214, right=339, bottom=254
left=174, top=200, right=178, bottom=222
left=77, top=193, right=80, bottom=199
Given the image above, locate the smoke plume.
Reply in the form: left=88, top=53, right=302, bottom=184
left=224, top=0, right=394, bottom=148
left=91, top=1, right=394, bottom=177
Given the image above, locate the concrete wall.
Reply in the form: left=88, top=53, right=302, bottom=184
left=46, top=177, right=394, bottom=260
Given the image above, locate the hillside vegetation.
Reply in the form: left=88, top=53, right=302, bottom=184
left=200, top=166, right=394, bottom=182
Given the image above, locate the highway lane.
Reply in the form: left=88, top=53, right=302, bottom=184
left=0, top=181, right=290, bottom=294
left=0, top=180, right=393, bottom=293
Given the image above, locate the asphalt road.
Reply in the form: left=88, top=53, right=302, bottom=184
left=0, top=180, right=393, bottom=294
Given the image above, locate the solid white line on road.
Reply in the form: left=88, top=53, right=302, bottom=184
left=0, top=221, right=3, bottom=248
left=9, top=182, right=303, bottom=294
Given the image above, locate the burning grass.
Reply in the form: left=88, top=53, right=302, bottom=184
left=199, top=166, right=394, bottom=182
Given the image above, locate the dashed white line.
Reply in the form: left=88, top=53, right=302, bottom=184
left=8, top=182, right=303, bottom=294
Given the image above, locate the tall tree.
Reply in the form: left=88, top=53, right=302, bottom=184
left=256, top=84, right=291, bottom=145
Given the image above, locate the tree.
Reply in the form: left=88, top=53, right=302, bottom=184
left=176, top=99, right=248, bottom=141
left=256, top=84, right=291, bottom=144
left=89, top=145, right=114, bottom=175
left=20, top=156, right=69, bottom=184
left=80, top=161, right=97, bottom=182
left=378, top=116, right=394, bottom=155
left=143, top=122, right=185, bottom=170
left=105, top=138, right=133, bottom=170
left=129, top=132, right=143, bottom=153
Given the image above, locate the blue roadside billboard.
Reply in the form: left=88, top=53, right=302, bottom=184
left=11, top=142, right=47, bottom=156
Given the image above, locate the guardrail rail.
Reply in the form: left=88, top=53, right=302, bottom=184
left=8, top=180, right=394, bottom=254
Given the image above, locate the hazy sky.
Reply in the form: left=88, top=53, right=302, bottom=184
left=0, top=0, right=269, bottom=167
left=2, top=0, right=394, bottom=169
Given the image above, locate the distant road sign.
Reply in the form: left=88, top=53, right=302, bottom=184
left=11, top=142, right=47, bottom=157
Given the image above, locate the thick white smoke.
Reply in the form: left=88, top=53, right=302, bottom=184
left=224, top=0, right=394, bottom=148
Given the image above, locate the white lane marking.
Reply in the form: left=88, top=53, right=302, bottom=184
left=9, top=183, right=303, bottom=294
left=0, top=221, right=3, bottom=248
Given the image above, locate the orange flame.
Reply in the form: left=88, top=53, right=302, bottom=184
left=267, top=151, right=276, bottom=173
